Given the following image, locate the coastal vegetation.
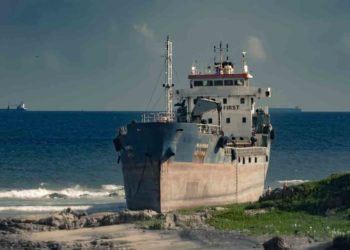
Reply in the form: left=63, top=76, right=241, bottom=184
left=208, top=173, right=350, bottom=240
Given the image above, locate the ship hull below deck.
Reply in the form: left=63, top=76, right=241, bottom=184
left=123, top=160, right=268, bottom=212
left=118, top=122, right=269, bottom=212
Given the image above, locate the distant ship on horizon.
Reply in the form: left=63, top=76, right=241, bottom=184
left=269, top=106, right=302, bottom=113
left=0, top=102, right=28, bottom=112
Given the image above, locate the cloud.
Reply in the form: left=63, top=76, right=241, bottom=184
left=247, top=36, right=266, bottom=61
left=133, top=23, right=154, bottom=40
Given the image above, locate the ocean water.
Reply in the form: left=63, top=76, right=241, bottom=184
left=0, top=111, right=140, bottom=217
left=0, top=111, right=349, bottom=216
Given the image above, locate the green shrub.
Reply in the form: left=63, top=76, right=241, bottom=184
left=260, top=173, right=350, bottom=215
left=208, top=173, right=350, bottom=239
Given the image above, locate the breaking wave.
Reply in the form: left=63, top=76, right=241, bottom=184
left=0, top=205, right=91, bottom=212
left=277, top=179, right=309, bottom=185
left=101, top=184, right=124, bottom=191
left=0, top=184, right=124, bottom=199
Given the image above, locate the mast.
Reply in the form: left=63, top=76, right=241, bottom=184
left=242, top=51, right=248, bottom=73
left=214, top=41, right=228, bottom=73
left=164, top=35, right=174, bottom=121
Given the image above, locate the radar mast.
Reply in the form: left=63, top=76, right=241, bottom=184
left=164, top=35, right=174, bottom=121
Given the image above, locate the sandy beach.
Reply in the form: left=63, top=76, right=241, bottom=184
left=21, top=224, right=201, bottom=249
left=0, top=222, right=269, bottom=250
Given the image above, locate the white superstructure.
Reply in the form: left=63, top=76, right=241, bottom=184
left=176, top=44, right=271, bottom=140
left=17, top=102, right=27, bottom=111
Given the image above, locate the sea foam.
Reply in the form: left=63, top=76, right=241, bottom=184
left=102, top=184, right=124, bottom=191
left=277, top=179, right=309, bottom=185
left=0, top=185, right=125, bottom=199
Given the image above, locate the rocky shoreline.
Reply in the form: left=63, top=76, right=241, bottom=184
left=0, top=208, right=159, bottom=233
left=0, top=208, right=261, bottom=250
left=2, top=174, right=350, bottom=249
left=0, top=207, right=335, bottom=250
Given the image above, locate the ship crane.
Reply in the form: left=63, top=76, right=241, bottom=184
left=163, top=35, right=174, bottom=122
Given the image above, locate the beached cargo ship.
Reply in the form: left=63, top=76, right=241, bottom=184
left=114, top=37, right=274, bottom=212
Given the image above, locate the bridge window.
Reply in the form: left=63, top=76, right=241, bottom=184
left=208, top=118, right=213, bottom=124
left=242, top=117, right=246, bottom=123
left=240, top=97, right=245, bottom=104
left=194, top=81, right=203, bottom=87
left=255, top=157, right=257, bottom=163
left=224, top=80, right=233, bottom=86
left=205, top=80, right=213, bottom=86
left=249, top=157, right=251, bottom=163
left=226, top=117, right=230, bottom=124
left=223, top=98, right=227, bottom=104
left=243, top=157, right=245, bottom=164
left=214, top=80, right=223, bottom=86
left=266, top=155, right=269, bottom=162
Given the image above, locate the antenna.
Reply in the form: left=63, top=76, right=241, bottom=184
left=242, top=51, right=248, bottom=73
left=214, top=41, right=229, bottom=68
left=163, top=35, right=174, bottom=121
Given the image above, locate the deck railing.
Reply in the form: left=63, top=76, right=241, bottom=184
left=141, top=112, right=175, bottom=123
left=197, top=124, right=221, bottom=135
left=224, top=146, right=267, bottom=156
left=141, top=113, right=221, bottom=135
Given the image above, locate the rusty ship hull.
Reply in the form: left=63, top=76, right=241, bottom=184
left=115, top=122, right=270, bottom=212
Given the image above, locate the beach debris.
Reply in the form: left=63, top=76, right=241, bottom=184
left=244, top=208, right=268, bottom=216
left=263, top=236, right=290, bottom=250
left=163, top=213, right=176, bottom=229
left=36, top=208, right=83, bottom=229
left=162, top=210, right=213, bottom=230
left=213, top=206, right=227, bottom=211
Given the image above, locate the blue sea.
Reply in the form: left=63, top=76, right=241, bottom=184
left=0, top=111, right=349, bottom=217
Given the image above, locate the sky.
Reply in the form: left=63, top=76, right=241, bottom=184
left=0, top=0, right=349, bottom=111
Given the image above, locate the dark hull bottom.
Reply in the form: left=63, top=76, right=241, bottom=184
left=123, top=161, right=268, bottom=212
